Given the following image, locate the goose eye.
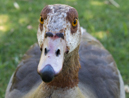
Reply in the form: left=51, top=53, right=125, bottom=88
left=40, top=16, right=44, bottom=24
left=72, top=19, right=78, bottom=27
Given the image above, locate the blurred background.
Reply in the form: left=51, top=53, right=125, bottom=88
left=0, top=0, right=129, bottom=97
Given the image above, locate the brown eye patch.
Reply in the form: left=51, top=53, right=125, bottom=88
left=66, top=8, right=78, bottom=34
left=40, top=5, right=52, bottom=31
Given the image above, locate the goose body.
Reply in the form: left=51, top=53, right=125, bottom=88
left=5, top=4, right=125, bottom=98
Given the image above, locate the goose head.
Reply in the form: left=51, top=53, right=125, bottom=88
left=37, top=4, right=81, bottom=83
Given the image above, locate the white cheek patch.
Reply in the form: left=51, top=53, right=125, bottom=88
left=37, top=27, right=43, bottom=48
left=65, top=22, right=81, bottom=53
left=37, top=18, right=49, bottom=48
left=37, top=27, right=45, bottom=48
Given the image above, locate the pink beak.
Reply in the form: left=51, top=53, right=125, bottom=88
left=37, top=37, right=66, bottom=82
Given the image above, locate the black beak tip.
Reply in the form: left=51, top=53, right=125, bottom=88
left=38, top=64, right=55, bottom=83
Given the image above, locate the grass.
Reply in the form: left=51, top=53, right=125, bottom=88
left=0, top=0, right=129, bottom=97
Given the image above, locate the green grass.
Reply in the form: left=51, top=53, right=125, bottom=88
left=0, top=0, right=129, bottom=97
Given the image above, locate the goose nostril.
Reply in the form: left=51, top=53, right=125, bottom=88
left=44, top=48, right=49, bottom=55
left=56, top=49, right=60, bottom=57
left=40, top=48, right=42, bottom=51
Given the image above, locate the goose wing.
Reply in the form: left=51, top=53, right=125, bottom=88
left=78, top=28, right=120, bottom=98
left=5, top=44, right=42, bottom=98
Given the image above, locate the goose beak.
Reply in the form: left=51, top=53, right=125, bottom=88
left=37, top=37, right=66, bottom=83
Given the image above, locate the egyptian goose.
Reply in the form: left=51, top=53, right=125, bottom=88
left=5, top=4, right=125, bottom=98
